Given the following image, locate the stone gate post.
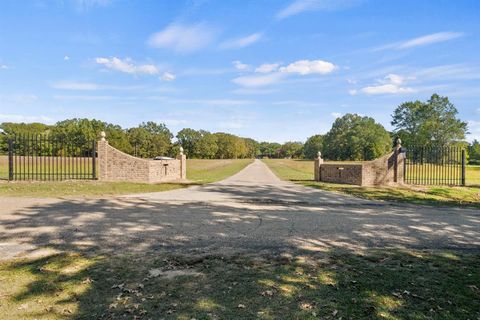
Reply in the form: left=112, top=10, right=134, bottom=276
left=314, top=151, right=323, bottom=181
left=97, top=131, right=108, bottom=181
left=176, top=146, right=187, bottom=180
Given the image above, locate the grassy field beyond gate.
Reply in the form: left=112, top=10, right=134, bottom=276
left=0, top=158, right=253, bottom=197
left=263, top=159, right=480, bottom=208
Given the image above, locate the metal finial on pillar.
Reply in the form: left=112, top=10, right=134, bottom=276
left=100, top=131, right=106, bottom=141
left=179, top=146, right=184, bottom=156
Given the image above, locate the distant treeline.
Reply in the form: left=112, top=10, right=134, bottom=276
left=0, top=94, right=478, bottom=163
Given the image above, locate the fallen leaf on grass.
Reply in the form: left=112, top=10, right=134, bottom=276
left=237, top=304, right=246, bottom=309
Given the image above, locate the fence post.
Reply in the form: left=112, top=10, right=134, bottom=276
left=8, top=138, right=13, bottom=181
left=92, top=140, right=97, bottom=180
left=461, top=149, right=466, bottom=186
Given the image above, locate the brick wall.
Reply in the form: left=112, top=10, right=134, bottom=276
left=314, top=148, right=405, bottom=186
left=97, top=140, right=186, bottom=183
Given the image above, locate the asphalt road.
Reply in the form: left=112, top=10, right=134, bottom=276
left=1, top=160, right=479, bottom=259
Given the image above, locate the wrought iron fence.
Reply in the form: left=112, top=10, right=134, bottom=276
left=404, top=146, right=466, bottom=186
left=7, top=134, right=96, bottom=181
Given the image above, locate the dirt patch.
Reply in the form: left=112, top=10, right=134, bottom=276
left=148, top=268, right=202, bottom=279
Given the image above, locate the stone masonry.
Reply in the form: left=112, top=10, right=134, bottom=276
left=314, top=142, right=405, bottom=186
left=97, top=132, right=186, bottom=183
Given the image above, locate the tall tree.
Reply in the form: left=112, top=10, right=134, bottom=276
left=280, top=141, right=303, bottom=158
left=194, top=131, right=218, bottom=159
left=302, top=134, right=324, bottom=159
left=127, top=122, right=172, bottom=158
left=469, top=140, right=480, bottom=164
left=323, top=114, right=391, bottom=161
left=176, top=128, right=201, bottom=157
left=391, top=94, right=468, bottom=147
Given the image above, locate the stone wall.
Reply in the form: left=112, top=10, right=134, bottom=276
left=97, top=140, right=186, bottom=183
left=319, top=163, right=363, bottom=185
left=314, top=147, right=405, bottom=186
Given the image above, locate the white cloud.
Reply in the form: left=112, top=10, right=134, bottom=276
left=331, top=112, right=342, bottom=118
left=348, top=89, right=358, bottom=95
left=64, top=55, right=70, bottom=61
left=0, top=114, right=53, bottom=123
left=95, top=57, right=158, bottom=75
left=255, top=63, right=280, bottom=73
left=361, top=84, right=415, bottom=95
left=161, top=72, right=176, bottom=81
left=0, top=64, right=8, bottom=69
left=384, top=73, right=404, bottom=85
left=232, top=60, right=250, bottom=71
left=232, top=73, right=284, bottom=87
left=376, top=32, right=464, bottom=51
left=147, top=23, right=215, bottom=54
left=279, top=59, right=336, bottom=75
left=357, top=73, right=416, bottom=95
left=276, top=0, right=362, bottom=19
left=220, top=32, right=263, bottom=49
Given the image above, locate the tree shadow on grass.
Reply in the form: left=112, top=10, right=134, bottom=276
left=3, top=248, right=480, bottom=319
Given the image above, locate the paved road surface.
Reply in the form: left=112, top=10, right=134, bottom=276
left=1, top=160, right=479, bottom=259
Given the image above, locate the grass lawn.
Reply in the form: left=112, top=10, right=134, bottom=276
left=0, top=159, right=253, bottom=197
left=1, top=250, right=478, bottom=319
left=263, top=159, right=480, bottom=208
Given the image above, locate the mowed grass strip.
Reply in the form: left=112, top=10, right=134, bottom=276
left=1, top=250, right=479, bottom=319
left=263, top=159, right=480, bottom=208
left=0, top=159, right=253, bottom=197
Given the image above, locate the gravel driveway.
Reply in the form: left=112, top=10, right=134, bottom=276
left=1, top=160, right=479, bottom=259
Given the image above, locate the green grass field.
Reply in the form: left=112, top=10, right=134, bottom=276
left=0, top=159, right=253, bottom=197
left=263, top=159, right=480, bottom=208
left=1, top=249, right=478, bottom=319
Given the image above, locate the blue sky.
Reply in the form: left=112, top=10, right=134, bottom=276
left=0, top=0, right=479, bottom=142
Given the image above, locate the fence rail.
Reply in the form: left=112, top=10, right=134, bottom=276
left=7, top=134, right=96, bottom=181
left=404, top=146, right=465, bottom=186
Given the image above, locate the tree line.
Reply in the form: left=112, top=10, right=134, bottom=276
left=0, top=94, right=477, bottom=163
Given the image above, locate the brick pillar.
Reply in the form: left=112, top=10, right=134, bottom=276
left=97, top=132, right=108, bottom=181
left=314, top=151, right=324, bottom=181
left=177, top=147, right=187, bottom=180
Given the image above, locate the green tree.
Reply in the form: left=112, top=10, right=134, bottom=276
left=127, top=122, right=172, bottom=158
left=280, top=141, right=303, bottom=158
left=468, top=140, right=480, bottom=164
left=302, top=134, right=324, bottom=159
left=391, top=94, right=468, bottom=147
left=176, top=128, right=201, bottom=157
left=259, top=142, right=281, bottom=158
left=0, top=122, right=51, bottom=153
left=51, top=118, right=131, bottom=154
left=323, top=113, right=391, bottom=161
left=243, top=138, right=260, bottom=158
left=195, top=131, right=218, bottom=159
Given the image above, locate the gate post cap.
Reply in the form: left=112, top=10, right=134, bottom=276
left=317, top=151, right=322, bottom=159
left=395, top=137, right=402, bottom=147
left=179, top=146, right=184, bottom=155
left=100, top=131, right=106, bottom=141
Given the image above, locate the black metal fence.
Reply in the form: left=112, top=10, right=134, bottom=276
left=404, top=146, right=466, bottom=186
left=7, top=134, right=96, bottom=181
